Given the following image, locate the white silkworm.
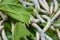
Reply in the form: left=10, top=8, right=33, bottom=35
left=31, top=0, right=48, bottom=14
left=45, top=34, right=53, bottom=40
left=0, top=12, right=7, bottom=25
left=0, top=36, right=2, bottom=40
left=31, top=23, right=53, bottom=40
left=50, top=2, right=54, bottom=15
left=32, top=23, right=43, bottom=33
left=0, top=25, right=3, bottom=31
left=30, top=15, right=40, bottom=23
left=0, top=12, right=8, bottom=21
left=2, top=29, right=8, bottom=40
left=34, top=37, right=37, bottom=40
left=40, top=9, right=48, bottom=13
left=19, top=0, right=26, bottom=7
left=3, top=15, right=7, bottom=21
left=11, top=23, right=15, bottom=40
left=0, top=20, right=4, bottom=26
left=53, top=0, right=58, bottom=13
left=51, top=10, right=60, bottom=22
left=50, top=26, right=55, bottom=31
left=11, top=23, right=14, bottom=34
left=19, top=0, right=25, bottom=6
left=0, top=12, right=6, bottom=20
left=31, top=0, right=40, bottom=10
left=54, top=24, right=60, bottom=27
left=43, top=22, right=51, bottom=32
left=42, top=0, right=49, bottom=10
left=42, top=15, right=51, bottom=21
left=34, top=9, right=45, bottom=23
left=32, top=23, right=45, bottom=40
left=36, top=32, right=40, bottom=40
left=19, top=0, right=23, bottom=3
left=24, top=36, right=28, bottom=40
left=42, top=15, right=51, bottom=32
left=24, top=2, right=33, bottom=6
left=39, top=0, right=49, bottom=11
left=19, top=0, right=33, bottom=7
left=30, top=18, right=40, bottom=23
left=41, top=33, right=45, bottom=40
left=56, top=29, right=60, bottom=40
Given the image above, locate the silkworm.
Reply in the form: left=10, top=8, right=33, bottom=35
left=0, top=12, right=7, bottom=25
left=42, top=15, right=51, bottom=32
left=11, top=23, right=14, bottom=34
left=0, top=12, right=6, bottom=20
left=50, top=26, right=55, bottom=31
left=31, top=0, right=49, bottom=14
left=56, top=29, right=60, bottom=40
left=54, top=24, right=60, bottom=27
left=53, top=0, right=58, bottom=13
left=42, top=15, right=51, bottom=21
left=31, top=23, right=53, bottom=40
left=43, top=22, right=51, bottom=32
left=3, top=15, right=7, bottom=21
left=41, top=33, right=45, bottom=40
left=50, top=2, right=54, bottom=15
left=34, top=9, right=45, bottom=23
left=30, top=15, right=40, bottom=23
left=0, top=36, right=2, bottom=40
left=51, top=10, right=60, bottom=22
left=2, top=29, right=8, bottom=40
left=42, top=0, right=49, bottom=10
left=19, top=0, right=25, bottom=6
left=31, top=0, right=40, bottom=10
left=19, top=0, right=33, bottom=7
left=40, top=9, right=48, bottom=13
left=30, top=18, right=40, bottom=23
left=19, top=0, right=23, bottom=3
left=45, top=34, right=53, bottom=40
left=0, top=20, right=4, bottom=26
left=24, top=36, right=28, bottom=40
left=31, top=23, right=44, bottom=36
left=24, top=2, right=33, bottom=6
left=0, top=25, right=3, bottom=31
left=31, top=23, right=45, bottom=34
left=39, top=0, right=49, bottom=11
left=36, top=32, right=40, bottom=40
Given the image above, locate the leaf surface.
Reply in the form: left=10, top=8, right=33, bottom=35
left=13, top=22, right=30, bottom=40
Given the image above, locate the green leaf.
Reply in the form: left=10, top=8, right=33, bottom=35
left=46, top=28, right=58, bottom=40
left=3, top=22, right=11, bottom=30
left=0, top=0, right=18, bottom=4
left=54, top=18, right=60, bottom=24
left=0, top=4, right=33, bottom=24
left=6, top=30, right=12, bottom=40
left=13, top=22, right=30, bottom=40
